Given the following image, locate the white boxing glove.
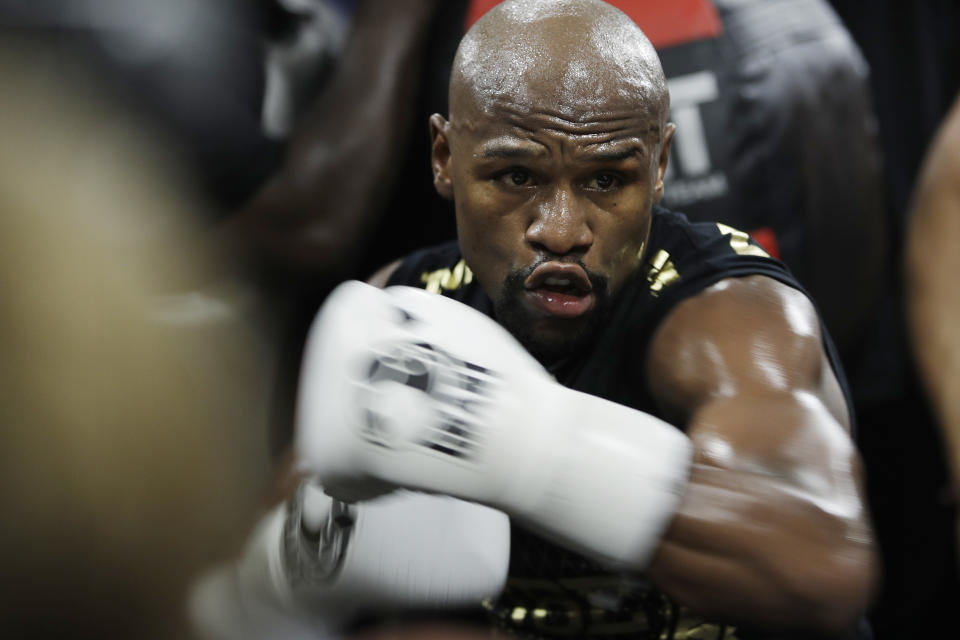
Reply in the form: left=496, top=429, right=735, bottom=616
left=296, top=281, right=693, bottom=570
left=190, top=481, right=510, bottom=640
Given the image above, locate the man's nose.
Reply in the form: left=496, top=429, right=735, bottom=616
left=524, top=184, right=593, bottom=256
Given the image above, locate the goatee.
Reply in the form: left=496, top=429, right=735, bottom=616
left=493, top=257, right=611, bottom=366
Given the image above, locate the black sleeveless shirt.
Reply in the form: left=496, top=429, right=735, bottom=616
left=385, top=206, right=860, bottom=640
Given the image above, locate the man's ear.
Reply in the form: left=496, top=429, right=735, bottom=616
left=653, top=122, right=676, bottom=204
left=430, top=113, right=454, bottom=201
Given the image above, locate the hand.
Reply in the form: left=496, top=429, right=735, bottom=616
left=295, top=281, right=693, bottom=569
left=191, top=481, right=509, bottom=638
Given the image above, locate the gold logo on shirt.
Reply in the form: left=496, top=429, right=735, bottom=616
left=489, top=575, right=739, bottom=639
left=420, top=259, right=473, bottom=294
left=644, top=249, right=681, bottom=296
left=716, top=223, right=769, bottom=258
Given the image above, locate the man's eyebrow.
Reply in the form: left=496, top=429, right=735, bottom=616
left=478, top=140, right=545, bottom=159
left=585, top=145, right=646, bottom=162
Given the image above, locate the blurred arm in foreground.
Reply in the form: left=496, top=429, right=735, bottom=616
left=0, top=48, right=271, bottom=639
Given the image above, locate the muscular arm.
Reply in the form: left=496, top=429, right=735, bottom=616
left=906, top=95, right=960, bottom=497
left=646, top=276, right=877, bottom=634
left=222, top=0, right=440, bottom=289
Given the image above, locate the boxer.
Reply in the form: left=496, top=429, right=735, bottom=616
left=196, top=2, right=877, bottom=638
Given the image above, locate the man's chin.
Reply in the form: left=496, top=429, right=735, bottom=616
left=493, top=267, right=611, bottom=366
left=521, top=333, right=585, bottom=366
left=495, top=304, right=597, bottom=365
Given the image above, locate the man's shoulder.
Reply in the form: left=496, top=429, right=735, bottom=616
left=641, top=205, right=793, bottom=301
left=585, top=206, right=809, bottom=395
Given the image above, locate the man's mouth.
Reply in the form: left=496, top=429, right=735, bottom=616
left=523, top=262, right=596, bottom=318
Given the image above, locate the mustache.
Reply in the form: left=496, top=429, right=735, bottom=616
left=504, top=255, right=609, bottom=295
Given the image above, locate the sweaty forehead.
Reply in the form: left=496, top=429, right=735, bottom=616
left=450, top=0, right=668, bottom=128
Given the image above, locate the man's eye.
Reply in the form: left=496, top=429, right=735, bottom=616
left=588, top=173, right=619, bottom=190
left=498, top=170, right=533, bottom=187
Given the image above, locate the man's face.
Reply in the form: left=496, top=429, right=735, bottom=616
left=431, top=92, right=672, bottom=362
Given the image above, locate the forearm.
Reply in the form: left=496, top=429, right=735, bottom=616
left=650, top=465, right=875, bottom=634
left=647, top=396, right=876, bottom=635
left=225, top=0, right=440, bottom=284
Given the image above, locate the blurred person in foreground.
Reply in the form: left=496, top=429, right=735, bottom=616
left=906, top=93, right=960, bottom=554
left=0, top=49, right=271, bottom=638
left=195, top=2, right=877, bottom=639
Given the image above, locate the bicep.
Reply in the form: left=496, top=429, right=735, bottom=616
left=646, top=275, right=849, bottom=435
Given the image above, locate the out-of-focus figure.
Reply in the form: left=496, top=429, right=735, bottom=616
left=906, top=94, right=960, bottom=555
left=0, top=48, right=271, bottom=638
left=827, top=3, right=960, bottom=637
left=225, top=0, right=450, bottom=453
left=225, top=0, right=444, bottom=292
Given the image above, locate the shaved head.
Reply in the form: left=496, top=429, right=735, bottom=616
left=450, top=0, right=669, bottom=138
